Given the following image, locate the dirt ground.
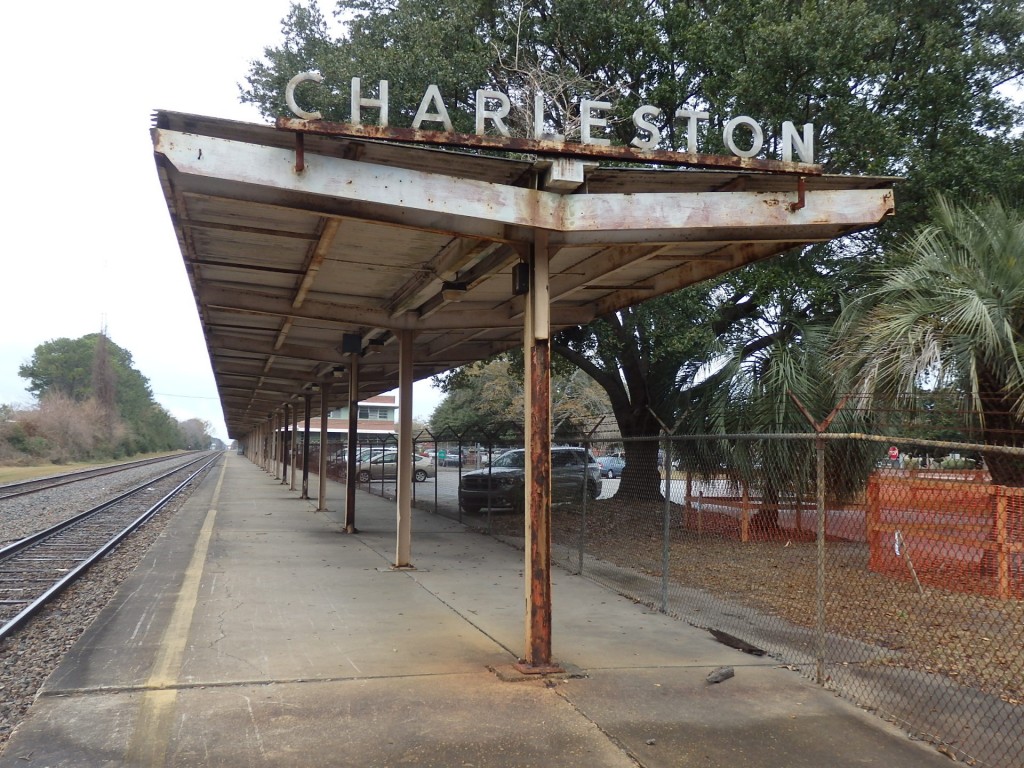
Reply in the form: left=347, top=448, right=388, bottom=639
left=482, top=498, right=1023, bottom=708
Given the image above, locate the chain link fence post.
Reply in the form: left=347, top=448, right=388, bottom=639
left=815, top=433, right=827, bottom=685
left=661, top=429, right=672, bottom=614
left=577, top=435, right=591, bottom=576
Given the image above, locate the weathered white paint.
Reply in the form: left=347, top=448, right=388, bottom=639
left=155, top=130, right=889, bottom=236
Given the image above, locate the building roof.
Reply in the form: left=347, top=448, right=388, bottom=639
left=152, top=110, right=895, bottom=437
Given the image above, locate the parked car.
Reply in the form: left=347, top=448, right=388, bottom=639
left=458, top=447, right=601, bottom=513
left=356, top=452, right=435, bottom=482
left=596, top=455, right=626, bottom=479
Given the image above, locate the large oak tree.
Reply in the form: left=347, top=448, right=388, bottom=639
left=242, top=0, right=1024, bottom=498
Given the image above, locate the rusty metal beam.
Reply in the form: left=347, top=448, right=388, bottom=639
left=276, top=117, right=822, bottom=176
left=201, top=285, right=594, bottom=330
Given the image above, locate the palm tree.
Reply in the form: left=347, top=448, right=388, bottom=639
left=838, top=196, right=1024, bottom=485
left=680, top=322, right=876, bottom=529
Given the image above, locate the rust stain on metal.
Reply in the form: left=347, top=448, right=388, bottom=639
left=788, top=176, right=807, bottom=212
left=276, top=117, right=822, bottom=176
left=294, top=133, right=305, bottom=173
left=514, top=660, right=564, bottom=676
left=527, top=339, right=553, bottom=666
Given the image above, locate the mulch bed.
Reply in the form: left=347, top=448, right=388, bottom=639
left=476, top=496, right=1023, bottom=707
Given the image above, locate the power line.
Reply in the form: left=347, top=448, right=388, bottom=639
left=153, top=392, right=220, bottom=400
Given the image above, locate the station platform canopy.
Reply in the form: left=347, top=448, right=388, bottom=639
left=151, top=110, right=896, bottom=437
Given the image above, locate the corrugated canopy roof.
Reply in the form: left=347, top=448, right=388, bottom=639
left=152, top=110, right=895, bottom=437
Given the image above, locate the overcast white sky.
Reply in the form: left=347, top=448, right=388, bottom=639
left=0, top=1, right=443, bottom=441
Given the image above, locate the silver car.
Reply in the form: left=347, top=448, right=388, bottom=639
left=356, top=451, right=435, bottom=483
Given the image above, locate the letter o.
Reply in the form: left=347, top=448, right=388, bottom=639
left=723, top=116, right=764, bottom=158
left=286, top=72, right=324, bottom=121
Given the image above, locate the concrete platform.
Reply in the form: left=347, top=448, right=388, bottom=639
left=0, top=454, right=954, bottom=766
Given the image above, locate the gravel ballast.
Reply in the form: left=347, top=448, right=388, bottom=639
left=0, top=454, right=217, bottom=754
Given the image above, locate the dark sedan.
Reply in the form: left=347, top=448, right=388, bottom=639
left=458, top=447, right=601, bottom=513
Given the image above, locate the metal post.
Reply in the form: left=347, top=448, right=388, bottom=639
left=685, top=470, right=693, bottom=517
left=290, top=403, right=298, bottom=491
left=395, top=329, right=414, bottom=568
left=787, top=392, right=849, bottom=688
left=301, top=393, right=312, bottom=499
left=815, top=435, right=826, bottom=685
left=345, top=355, right=359, bottom=533
left=318, top=384, right=330, bottom=512
left=577, top=437, right=589, bottom=576
left=268, top=417, right=275, bottom=474
left=741, top=481, right=750, bottom=542
left=274, top=411, right=280, bottom=480
left=281, top=405, right=289, bottom=485
left=661, top=431, right=672, bottom=614
left=519, top=231, right=558, bottom=673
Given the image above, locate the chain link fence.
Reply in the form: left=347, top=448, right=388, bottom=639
left=302, top=421, right=1022, bottom=765
left=563, top=432, right=1022, bottom=768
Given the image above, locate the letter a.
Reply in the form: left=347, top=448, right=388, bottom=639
left=412, top=85, right=454, bottom=132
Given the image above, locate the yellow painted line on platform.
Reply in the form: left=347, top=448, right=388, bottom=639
left=125, top=459, right=226, bottom=766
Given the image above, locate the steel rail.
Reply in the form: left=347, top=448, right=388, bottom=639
left=0, top=453, right=213, bottom=559
left=0, top=452, right=221, bottom=641
left=0, top=452, right=200, bottom=501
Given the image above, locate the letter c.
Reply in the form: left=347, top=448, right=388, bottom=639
left=286, top=72, right=324, bottom=120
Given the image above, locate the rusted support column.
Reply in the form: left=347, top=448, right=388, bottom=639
left=318, top=384, right=330, bottom=512
left=278, top=411, right=285, bottom=480
left=281, top=405, right=289, bottom=484
left=395, top=330, right=415, bottom=567
left=266, top=418, right=273, bottom=473
left=519, top=229, right=558, bottom=673
left=301, top=393, right=312, bottom=499
left=277, top=413, right=284, bottom=479
left=290, top=403, right=298, bottom=491
left=273, top=413, right=281, bottom=479
left=261, top=422, right=266, bottom=469
left=345, top=356, right=359, bottom=532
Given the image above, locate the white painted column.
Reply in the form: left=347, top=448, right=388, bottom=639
left=395, top=329, right=414, bottom=567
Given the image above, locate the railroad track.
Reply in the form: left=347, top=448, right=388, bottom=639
left=0, top=452, right=220, bottom=641
left=0, top=453, right=200, bottom=501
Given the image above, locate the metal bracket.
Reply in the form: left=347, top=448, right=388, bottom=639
left=295, top=133, right=305, bottom=173
left=789, top=176, right=807, bottom=212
